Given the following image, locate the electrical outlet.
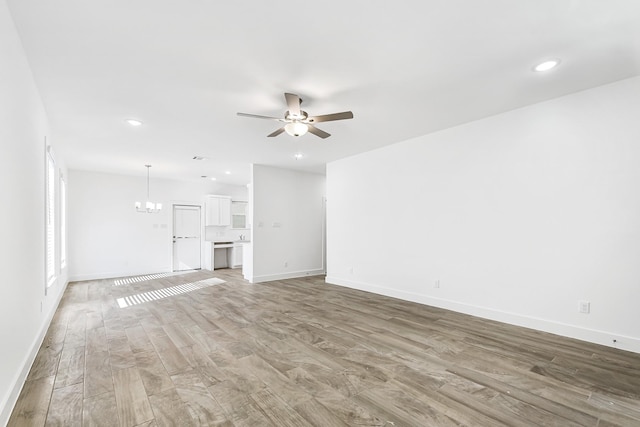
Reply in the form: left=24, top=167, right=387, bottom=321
left=284, top=261, right=288, bottom=268
left=434, top=279, right=440, bottom=288
left=579, top=300, right=590, bottom=314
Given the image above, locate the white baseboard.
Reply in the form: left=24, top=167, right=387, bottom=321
left=251, top=268, right=325, bottom=284
left=325, top=276, right=640, bottom=354
left=0, top=279, right=70, bottom=426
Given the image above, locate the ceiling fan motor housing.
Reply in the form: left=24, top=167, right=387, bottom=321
left=285, top=110, right=308, bottom=121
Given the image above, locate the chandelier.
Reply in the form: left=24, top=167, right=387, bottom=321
left=135, top=165, right=162, bottom=213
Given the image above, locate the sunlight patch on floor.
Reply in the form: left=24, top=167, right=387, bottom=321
left=116, top=277, right=225, bottom=308
left=113, top=270, right=197, bottom=286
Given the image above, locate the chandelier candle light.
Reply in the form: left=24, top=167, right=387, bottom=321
left=135, top=165, right=162, bottom=213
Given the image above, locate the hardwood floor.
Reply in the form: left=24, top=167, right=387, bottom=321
left=8, top=269, right=640, bottom=426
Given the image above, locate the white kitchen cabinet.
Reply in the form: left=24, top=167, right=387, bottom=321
left=242, top=242, right=252, bottom=281
left=205, top=195, right=231, bottom=226
left=231, top=244, right=243, bottom=268
left=219, top=197, right=231, bottom=225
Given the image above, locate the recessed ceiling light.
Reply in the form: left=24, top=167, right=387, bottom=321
left=533, top=59, right=560, bottom=72
left=294, top=153, right=304, bottom=160
left=125, top=119, right=143, bottom=126
left=225, top=171, right=231, bottom=175
left=210, top=177, right=217, bottom=181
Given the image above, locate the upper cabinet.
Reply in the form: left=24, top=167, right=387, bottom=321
left=205, top=195, right=231, bottom=226
left=231, top=201, right=248, bottom=229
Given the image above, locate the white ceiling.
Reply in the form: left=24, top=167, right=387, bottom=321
left=7, top=0, right=640, bottom=186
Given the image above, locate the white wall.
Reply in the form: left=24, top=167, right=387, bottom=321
left=327, top=76, right=640, bottom=353
left=249, top=165, right=325, bottom=283
left=68, top=169, right=246, bottom=281
left=0, top=1, right=68, bottom=422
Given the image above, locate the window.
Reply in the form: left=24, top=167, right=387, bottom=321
left=231, top=201, right=248, bottom=229
left=60, top=175, right=66, bottom=269
left=46, top=149, right=56, bottom=286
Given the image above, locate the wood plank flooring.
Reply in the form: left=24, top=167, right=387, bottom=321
left=8, top=269, right=640, bottom=426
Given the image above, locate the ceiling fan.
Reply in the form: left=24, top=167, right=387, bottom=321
left=237, top=92, right=353, bottom=139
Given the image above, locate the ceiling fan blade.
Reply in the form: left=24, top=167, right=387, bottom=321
left=284, top=93, right=301, bottom=116
left=307, top=125, right=331, bottom=139
left=267, top=127, right=285, bottom=137
left=307, top=111, right=354, bottom=123
left=237, top=112, right=285, bottom=121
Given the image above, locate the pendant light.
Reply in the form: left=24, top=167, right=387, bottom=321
left=135, top=165, right=162, bottom=213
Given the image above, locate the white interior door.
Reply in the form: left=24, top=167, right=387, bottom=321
left=173, top=205, right=201, bottom=271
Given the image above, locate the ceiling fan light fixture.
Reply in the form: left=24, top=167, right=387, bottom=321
left=285, top=122, right=308, bottom=137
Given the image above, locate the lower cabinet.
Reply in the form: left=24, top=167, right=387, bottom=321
left=231, top=245, right=243, bottom=268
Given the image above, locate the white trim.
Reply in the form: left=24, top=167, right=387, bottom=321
left=59, top=175, right=66, bottom=269
left=0, top=279, right=69, bottom=426
left=325, top=276, right=640, bottom=354
left=250, top=268, right=325, bottom=284
left=45, top=148, right=56, bottom=288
